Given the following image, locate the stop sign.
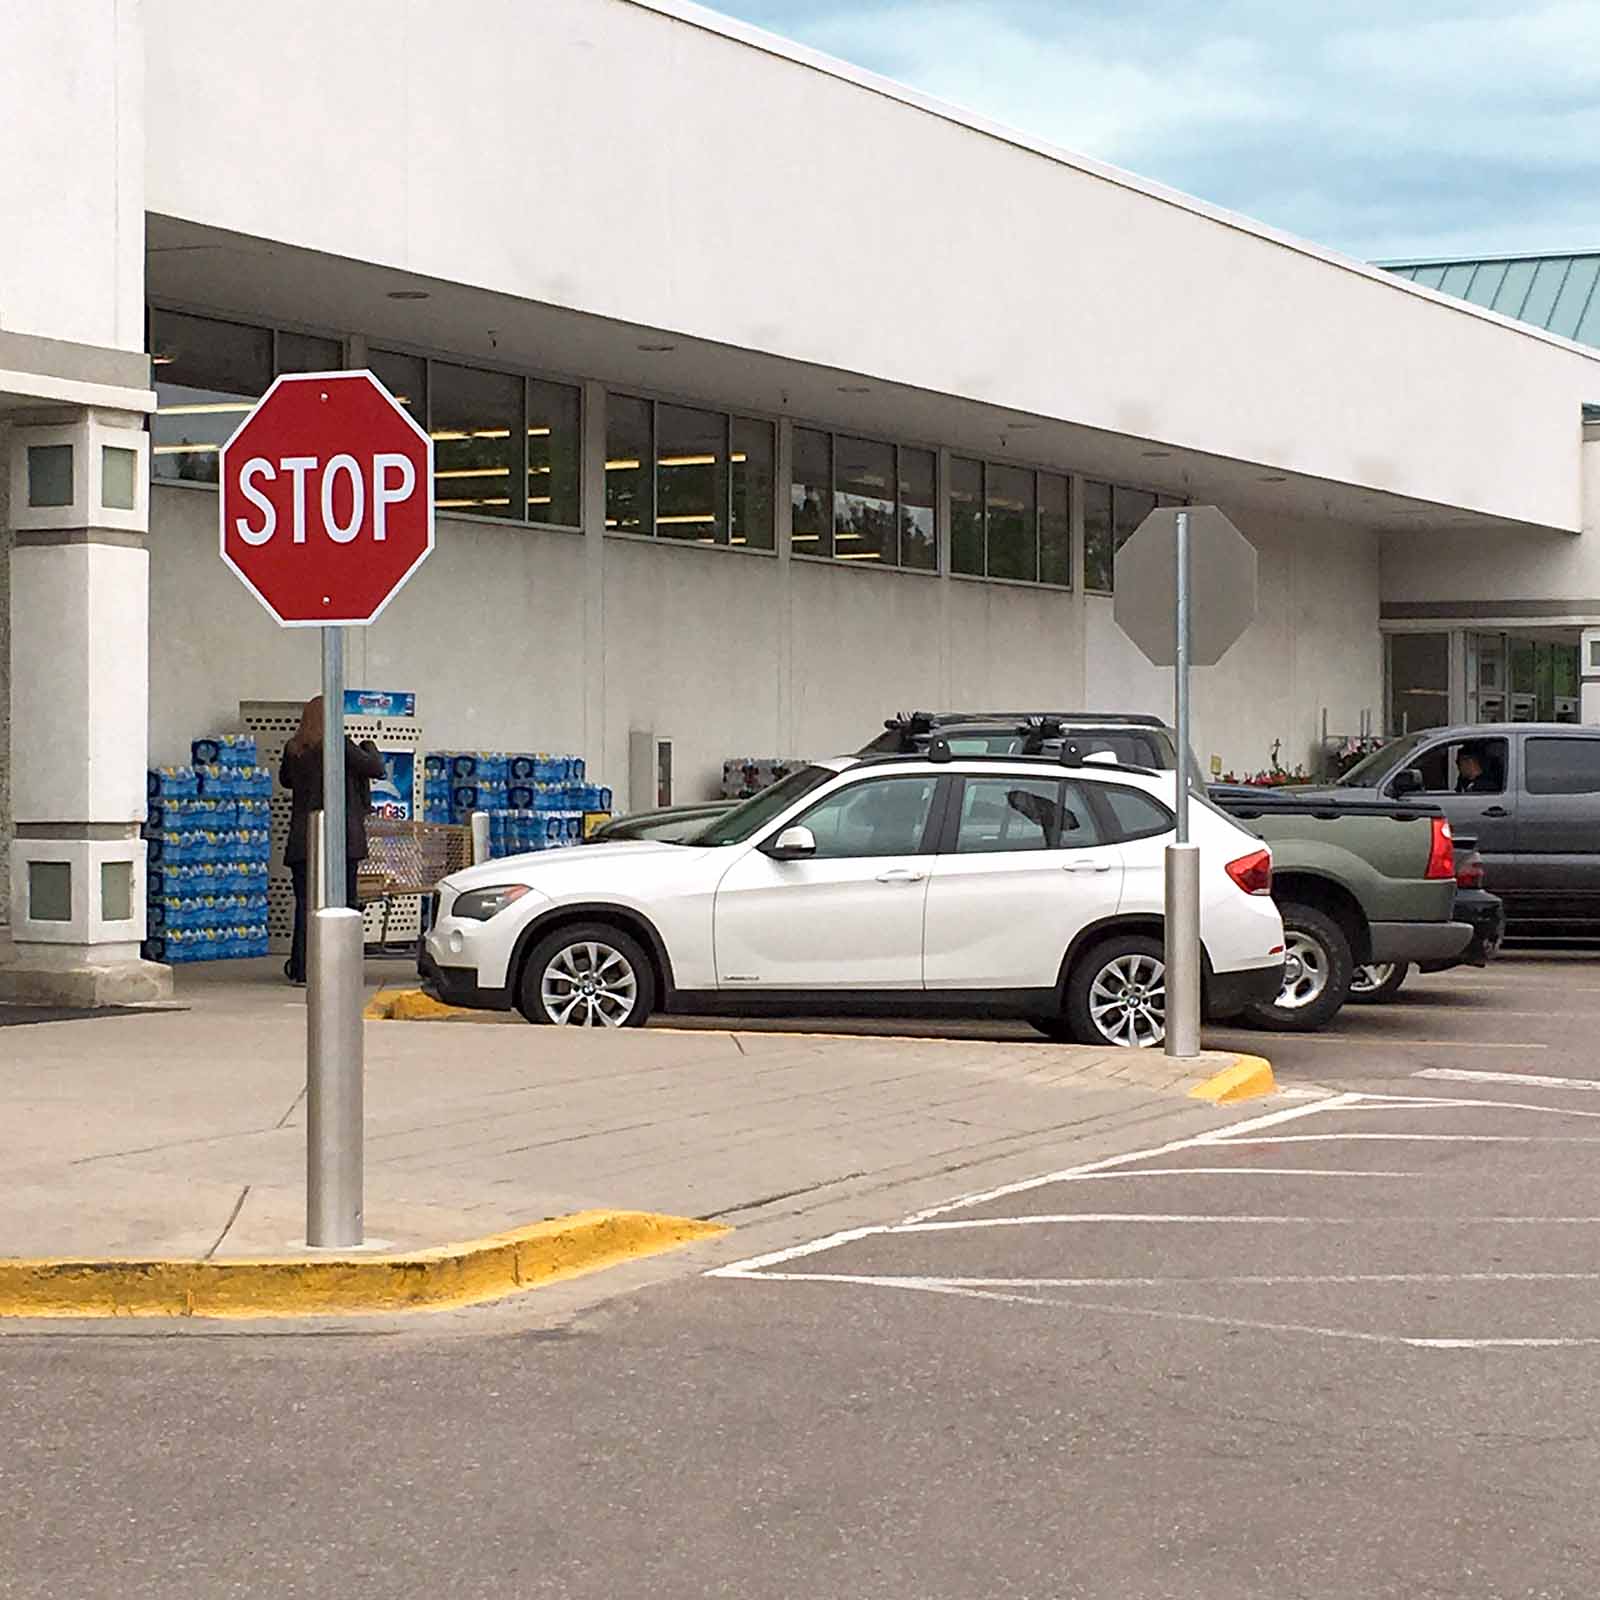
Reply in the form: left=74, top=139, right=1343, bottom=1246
left=219, top=371, right=434, bottom=626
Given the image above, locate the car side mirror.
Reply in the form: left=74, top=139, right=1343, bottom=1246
left=1391, top=767, right=1424, bottom=797
left=764, top=825, right=817, bottom=861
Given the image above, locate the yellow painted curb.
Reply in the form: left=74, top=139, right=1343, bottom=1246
left=0, top=1209, right=728, bottom=1320
left=1189, top=1053, right=1276, bottom=1104
left=364, top=987, right=485, bottom=1022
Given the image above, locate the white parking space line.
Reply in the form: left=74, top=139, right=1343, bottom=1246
left=901, top=1094, right=1362, bottom=1225
left=1038, top=1167, right=1426, bottom=1181
left=881, top=1214, right=1600, bottom=1231
left=725, top=1274, right=1600, bottom=1350
left=710, top=1087, right=1600, bottom=1349
left=1415, top=1068, right=1600, bottom=1092
left=749, top=1270, right=1600, bottom=1288
left=1223, top=1133, right=1600, bottom=1145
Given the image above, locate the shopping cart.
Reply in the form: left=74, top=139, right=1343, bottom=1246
left=358, top=820, right=474, bottom=950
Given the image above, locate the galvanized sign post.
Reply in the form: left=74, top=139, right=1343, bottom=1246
left=219, top=371, right=434, bottom=1247
left=1115, top=504, right=1258, bottom=1060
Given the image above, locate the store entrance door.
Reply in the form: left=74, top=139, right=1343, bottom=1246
left=1388, top=631, right=1451, bottom=735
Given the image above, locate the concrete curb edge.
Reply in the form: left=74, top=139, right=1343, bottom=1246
left=1188, top=1053, right=1277, bottom=1104
left=0, top=1209, right=729, bottom=1320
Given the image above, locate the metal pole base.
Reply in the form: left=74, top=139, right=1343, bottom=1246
left=1164, top=843, right=1203, bottom=1060
left=306, top=906, right=365, bottom=1247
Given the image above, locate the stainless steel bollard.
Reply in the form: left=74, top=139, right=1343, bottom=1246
left=470, top=810, right=491, bottom=866
left=306, top=907, right=365, bottom=1247
left=1164, top=842, right=1202, bottom=1059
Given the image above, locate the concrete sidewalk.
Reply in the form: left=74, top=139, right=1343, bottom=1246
left=3, top=957, right=1263, bottom=1281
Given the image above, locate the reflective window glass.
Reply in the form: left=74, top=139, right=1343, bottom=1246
left=431, top=362, right=522, bottom=519
left=150, top=310, right=271, bottom=485
left=898, top=447, right=936, bottom=571
left=1113, top=486, right=1157, bottom=564
left=527, top=378, right=581, bottom=527
left=656, top=403, right=726, bottom=542
left=1039, top=472, right=1071, bottom=587
left=1100, top=786, right=1174, bottom=842
left=791, top=427, right=833, bottom=557
left=951, top=457, right=984, bottom=575
left=368, top=349, right=427, bottom=420
left=276, top=331, right=343, bottom=374
left=955, top=777, right=1099, bottom=853
left=794, top=776, right=939, bottom=859
left=1526, top=737, right=1600, bottom=795
left=605, top=395, right=653, bottom=534
left=731, top=417, right=775, bottom=551
left=834, top=435, right=897, bottom=565
left=986, top=464, right=1037, bottom=582
left=1083, top=480, right=1113, bottom=591
left=1409, top=737, right=1508, bottom=796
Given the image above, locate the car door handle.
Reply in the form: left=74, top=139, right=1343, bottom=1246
left=875, top=869, right=926, bottom=884
left=1481, top=806, right=1509, bottom=817
left=1062, top=859, right=1113, bottom=873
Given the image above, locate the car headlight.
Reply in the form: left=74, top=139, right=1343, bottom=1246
left=451, top=884, right=533, bottom=921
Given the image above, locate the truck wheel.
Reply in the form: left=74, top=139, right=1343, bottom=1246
left=1240, top=902, right=1351, bottom=1032
left=1348, top=962, right=1411, bottom=1004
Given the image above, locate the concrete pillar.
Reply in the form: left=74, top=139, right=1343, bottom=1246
left=1581, top=628, right=1600, bottom=726
left=3, top=409, right=170, bottom=1004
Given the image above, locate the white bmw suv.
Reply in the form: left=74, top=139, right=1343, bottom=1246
left=420, top=751, right=1285, bottom=1048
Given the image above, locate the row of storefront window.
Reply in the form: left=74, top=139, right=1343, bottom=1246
left=148, top=307, right=1171, bottom=591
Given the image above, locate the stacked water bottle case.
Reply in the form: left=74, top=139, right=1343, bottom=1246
left=422, top=751, right=613, bottom=860
left=142, top=734, right=273, bottom=963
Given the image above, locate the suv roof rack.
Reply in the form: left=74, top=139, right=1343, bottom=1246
left=851, top=750, right=1164, bottom=780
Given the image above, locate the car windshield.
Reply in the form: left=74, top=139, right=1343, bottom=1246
left=1336, top=733, right=1428, bottom=787
left=688, top=764, right=837, bottom=846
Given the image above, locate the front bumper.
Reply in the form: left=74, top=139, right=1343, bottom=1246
left=1368, top=920, right=1473, bottom=966
left=1206, top=960, right=1286, bottom=1019
left=418, top=949, right=511, bottom=1011
left=1418, top=890, right=1505, bottom=972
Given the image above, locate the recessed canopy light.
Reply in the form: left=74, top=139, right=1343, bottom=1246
left=638, top=342, right=676, bottom=353
left=838, top=384, right=871, bottom=394
left=1141, top=449, right=1171, bottom=458
left=386, top=289, right=430, bottom=301
left=1259, top=475, right=1288, bottom=483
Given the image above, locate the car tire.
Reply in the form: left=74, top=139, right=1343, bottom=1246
left=1065, top=934, right=1168, bottom=1049
left=1348, top=961, right=1411, bottom=1004
left=516, top=922, right=656, bottom=1028
left=1239, top=902, right=1352, bottom=1032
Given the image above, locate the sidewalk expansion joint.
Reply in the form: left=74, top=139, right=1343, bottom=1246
left=0, top=1210, right=729, bottom=1321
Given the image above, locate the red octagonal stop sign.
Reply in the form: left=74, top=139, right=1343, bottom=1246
left=219, top=370, right=434, bottom=627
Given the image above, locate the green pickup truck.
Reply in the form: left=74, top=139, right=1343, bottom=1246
left=591, top=712, right=1473, bottom=1033
left=1204, top=786, right=1471, bottom=1030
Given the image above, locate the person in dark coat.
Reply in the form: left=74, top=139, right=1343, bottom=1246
left=279, top=695, right=386, bottom=985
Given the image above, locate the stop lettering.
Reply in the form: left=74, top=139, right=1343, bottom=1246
left=219, top=371, right=434, bottom=627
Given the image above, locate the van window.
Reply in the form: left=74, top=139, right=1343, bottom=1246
left=1525, top=737, right=1600, bottom=796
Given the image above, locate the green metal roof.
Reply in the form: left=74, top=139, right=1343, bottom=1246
left=1381, top=251, right=1600, bottom=348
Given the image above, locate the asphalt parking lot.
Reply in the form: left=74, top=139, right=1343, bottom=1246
left=5, top=951, right=1597, bottom=1598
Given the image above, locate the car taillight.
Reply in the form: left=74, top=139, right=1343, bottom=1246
left=1425, top=816, right=1455, bottom=880
left=1456, top=857, right=1484, bottom=889
left=1226, top=849, right=1273, bottom=895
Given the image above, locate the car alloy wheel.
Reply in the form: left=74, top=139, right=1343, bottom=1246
left=1348, top=961, right=1411, bottom=1004
left=539, top=939, right=639, bottom=1027
left=1087, top=950, right=1166, bottom=1048
left=1277, top=931, right=1329, bottom=1011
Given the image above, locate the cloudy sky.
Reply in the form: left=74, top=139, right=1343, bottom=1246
left=709, top=0, right=1599, bottom=262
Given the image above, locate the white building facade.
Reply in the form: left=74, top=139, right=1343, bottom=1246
left=4, top=0, right=1600, bottom=999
